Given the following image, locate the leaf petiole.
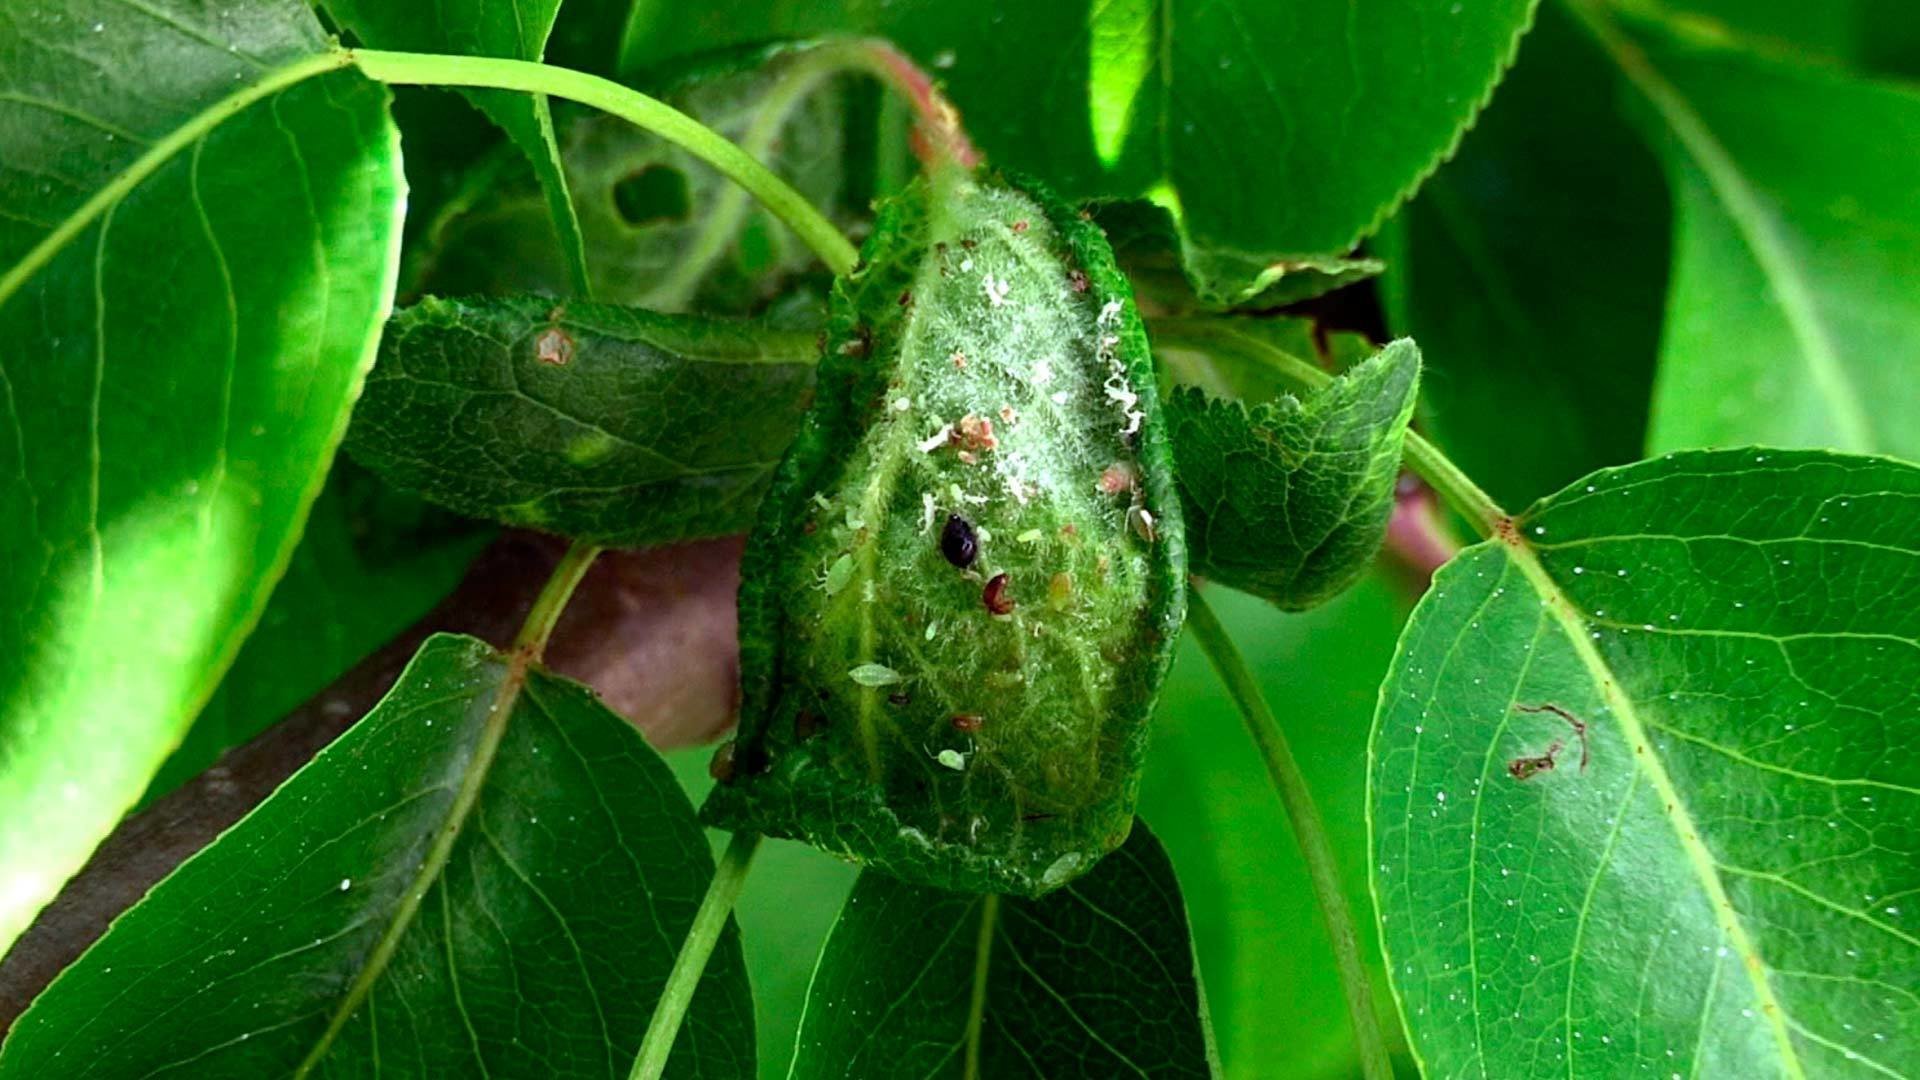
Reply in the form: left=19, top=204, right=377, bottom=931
left=630, top=830, right=763, bottom=1080
left=345, top=48, right=860, bottom=276
left=1185, top=588, right=1395, bottom=1080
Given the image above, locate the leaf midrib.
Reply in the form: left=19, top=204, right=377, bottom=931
left=1500, top=531, right=1806, bottom=1077
left=0, top=49, right=352, bottom=307
left=1571, top=0, right=1875, bottom=452
left=292, top=644, right=535, bottom=1076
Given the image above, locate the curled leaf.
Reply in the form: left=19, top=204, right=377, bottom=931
left=702, top=172, right=1187, bottom=896
left=1164, top=333, right=1420, bottom=609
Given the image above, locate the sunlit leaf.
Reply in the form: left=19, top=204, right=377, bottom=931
left=618, top=0, right=1539, bottom=299
left=1373, top=449, right=1920, bottom=1077
left=0, top=0, right=404, bottom=948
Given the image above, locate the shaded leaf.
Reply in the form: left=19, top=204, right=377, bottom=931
left=1142, top=579, right=1411, bottom=1078
left=1376, top=4, right=1669, bottom=507
left=415, top=46, right=858, bottom=315
left=1164, top=337, right=1419, bottom=610
left=140, top=464, right=490, bottom=805
left=346, top=295, right=817, bottom=547
left=0, top=633, right=755, bottom=1077
left=0, top=0, right=403, bottom=947
left=1372, top=449, right=1920, bottom=1077
left=618, top=0, right=1538, bottom=299
left=1604, top=15, right=1920, bottom=460
left=1098, top=200, right=1384, bottom=312
left=702, top=174, right=1187, bottom=897
left=790, top=821, right=1211, bottom=1077
left=322, top=0, right=593, bottom=295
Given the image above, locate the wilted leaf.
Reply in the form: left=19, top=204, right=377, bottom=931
left=618, top=0, right=1538, bottom=299
left=346, top=294, right=817, bottom=546
left=322, top=0, right=592, bottom=295
left=1377, top=4, right=1669, bottom=507
left=0, top=0, right=403, bottom=947
left=1163, top=334, right=1419, bottom=610
left=790, top=821, right=1211, bottom=1077
left=702, top=173, right=1187, bottom=897
left=1372, top=449, right=1920, bottom=1077
left=0, top=634, right=755, bottom=1077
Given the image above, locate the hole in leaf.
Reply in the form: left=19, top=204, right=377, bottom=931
left=612, top=165, right=690, bottom=226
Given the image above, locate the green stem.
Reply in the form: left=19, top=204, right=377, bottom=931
left=1150, top=317, right=1509, bottom=537
left=346, top=49, right=859, bottom=276
left=630, top=830, right=763, bottom=1080
left=514, top=540, right=601, bottom=657
left=645, top=38, right=974, bottom=310
left=1185, top=589, right=1395, bottom=1080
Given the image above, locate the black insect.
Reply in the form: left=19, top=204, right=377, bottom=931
left=941, top=513, right=978, bottom=568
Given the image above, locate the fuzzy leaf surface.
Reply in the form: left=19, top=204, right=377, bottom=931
left=790, top=821, right=1210, bottom=1077
left=1618, top=23, right=1920, bottom=461
left=0, top=0, right=403, bottom=948
left=0, top=634, right=754, bottom=1077
left=618, top=0, right=1537, bottom=299
left=1165, top=337, right=1418, bottom=610
left=346, top=295, right=817, bottom=547
left=1372, top=449, right=1920, bottom=1077
left=703, top=174, right=1187, bottom=896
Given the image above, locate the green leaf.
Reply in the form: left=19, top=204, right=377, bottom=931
left=1601, top=15, right=1920, bottom=460
left=790, top=821, right=1212, bottom=1077
left=617, top=0, right=1539, bottom=298
left=1376, top=4, right=1669, bottom=507
left=0, top=2, right=403, bottom=948
left=1098, top=200, right=1385, bottom=312
left=1371, top=449, right=1920, bottom=1077
left=140, top=464, right=490, bottom=805
left=1142, top=579, right=1411, bottom=1078
left=414, top=47, right=857, bottom=315
left=1164, top=336, right=1419, bottom=610
left=0, top=633, right=755, bottom=1077
left=322, top=0, right=594, bottom=296
left=346, top=295, right=817, bottom=547
left=702, top=173, right=1188, bottom=897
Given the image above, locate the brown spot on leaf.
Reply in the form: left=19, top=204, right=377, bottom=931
left=535, top=327, right=574, bottom=366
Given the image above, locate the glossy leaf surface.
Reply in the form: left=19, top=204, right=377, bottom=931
left=0, top=634, right=754, bottom=1077
left=1372, top=449, right=1920, bottom=1077
left=1166, top=337, right=1419, bottom=610
left=703, top=174, right=1187, bottom=896
left=1378, top=4, right=1669, bottom=507
left=0, top=0, right=403, bottom=947
left=1613, top=19, right=1920, bottom=461
left=323, top=0, right=592, bottom=295
left=790, top=822, right=1210, bottom=1077
left=618, top=0, right=1538, bottom=298
left=347, top=295, right=817, bottom=546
